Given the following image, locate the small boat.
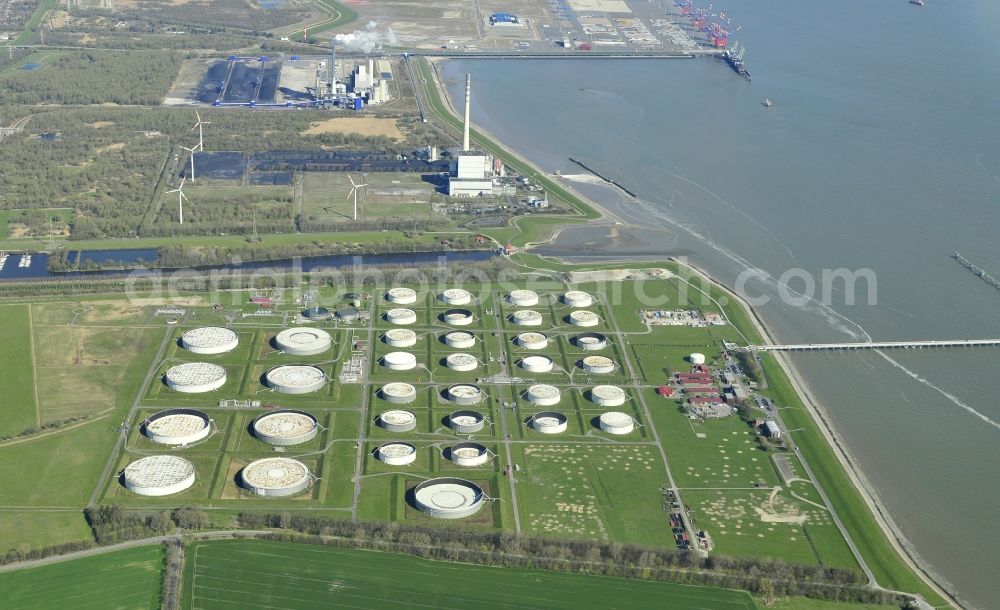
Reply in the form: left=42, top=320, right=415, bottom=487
left=761, top=98, right=773, bottom=108
left=910, top=0, right=924, bottom=5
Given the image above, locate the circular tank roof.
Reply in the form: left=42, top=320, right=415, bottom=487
left=180, top=327, right=239, bottom=354
left=241, top=457, right=311, bottom=492
left=164, top=362, right=227, bottom=393
left=274, top=327, right=332, bottom=355
left=123, top=455, right=196, bottom=496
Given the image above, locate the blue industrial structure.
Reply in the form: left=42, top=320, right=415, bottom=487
left=490, top=12, right=520, bottom=25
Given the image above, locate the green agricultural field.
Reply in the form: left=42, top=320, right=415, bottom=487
left=0, top=304, right=39, bottom=437
left=302, top=172, right=439, bottom=222
left=0, top=545, right=164, bottom=610
left=0, top=511, right=92, bottom=553
left=182, top=539, right=756, bottom=610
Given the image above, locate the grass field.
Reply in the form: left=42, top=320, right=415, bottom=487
left=183, top=539, right=756, bottom=610
left=0, top=304, right=39, bottom=437
left=0, top=511, right=92, bottom=553
left=0, top=545, right=163, bottom=610
left=302, top=172, right=439, bottom=222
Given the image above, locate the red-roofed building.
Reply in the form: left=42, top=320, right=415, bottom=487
left=689, top=396, right=725, bottom=405
left=250, top=296, right=272, bottom=307
left=657, top=386, right=674, bottom=397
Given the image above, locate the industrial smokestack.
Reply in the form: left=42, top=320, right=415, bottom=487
left=463, top=73, right=471, bottom=151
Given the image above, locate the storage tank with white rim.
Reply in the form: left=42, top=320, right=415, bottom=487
left=240, top=457, right=311, bottom=497
left=448, top=410, right=485, bottom=433
left=122, top=455, right=196, bottom=496
left=380, top=382, right=417, bottom=404
left=531, top=411, right=568, bottom=434
left=443, top=331, right=476, bottom=349
left=386, top=287, right=417, bottom=304
left=383, top=328, right=417, bottom=348
left=562, top=290, right=594, bottom=308
left=378, top=409, right=417, bottom=432
left=590, top=385, right=627, bottom=407
left=519, top=355, right=554, bottom=373
left=382, top=352, right=417, bottom=371
left=599, top=412, right=635, bottom=435
left=574, top=332, right=608, bottom=351
left=581, top=355, right=616, bottom=374
left=274, top=327, right=332, bottom=356
left=376, top=442, right=417, bottom=465
left=448, top=442, right=489, bottom=467
left=413, top=478, right=484, bottom=519
left=507, top=289, right=539, bottom=307
left=516, top=332, right=548, bottom=350
left=164, top=362, right=227, bottom=393
left=439, top=288, right=472, bottom=305
left=689, top=352, right=706, bottom=365
left=252, top=410, right=319, bottom=446
left=180, top=327, right=239, bottom=355
left=445, top=353, right=479, bottom=372
left=441, top=308, right=474, bottom=326
left=265, top=365, right=327, bottom=394
left=568, top=310, right=600, bottom=327
left=526, top=384, right=561, bottom=406
left=447, top=384, right=484, bottom=405
left=510, top=309, right=543, bottom=326
left=386, top=308, right=418, bottom=325
left=142, top=409, right=212, bottom=446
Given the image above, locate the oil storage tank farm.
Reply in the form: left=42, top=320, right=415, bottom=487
left=122, top=455, right=196, bottom=496
left=377, top=442, right=417, bottom=465
left=386, top=308, right=418, bottom=325
left=448, top=409, right=485, bottom=433
left=240, top=457, right=311, bottom=497
left=562, top=290, right=594, bottom=308
left=573, top=332, right=608, bottom=351
left=143, top=409, right=212, bottom=445
left=386, top=287, right=418, bottom=304
left=510, top=309, right=543, bottom=326
left=516, top=332, right=548, bottom=350
left=180, top=327, right=239, bottom=354
left=380, top=382, right=417, bottom=404
left=273, top=327, right=332, bottom=356
left=445, top=353, right=479, bottom=372
left=519, top=355, right=554, bottom=373
left=164, top=362, right=227, bottom=393
left=378, top=409, right=417, bottom=432
left=448, top=442, right=489, bottom=467
left=384, top=328, right=418, bottom=348
left=444, top=331, right=476, bottom=349
left=442, top=308, right=474, bottom=326
left=599, top=412, right=635, bottom=435
left=447, top=384, right=484, bottom=405
left=531, top=411, right=568, bottom=434
left=590, top=385, right=627, bottom=407
left=413, top=478, right=485, bottom=519
left=526, top=384, right=561, bottom=406
left=252, top=410, right=319, bottom=446
left=265, top=365, right=327, bottom=394
left=439, top=288, right=472, bottom=305
left=382, top=351, right=417, bottom=371
left=568, top=310, right=600, bottom=327
left=581, top=355, right=616, bottom=374
left=507, top=289, right=539, bottom=307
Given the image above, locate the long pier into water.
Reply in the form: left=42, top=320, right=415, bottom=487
left=747, top=339, right=1000, bottom=352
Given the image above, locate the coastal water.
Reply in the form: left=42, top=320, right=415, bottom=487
left=443, top=1, right=1000, bottom=606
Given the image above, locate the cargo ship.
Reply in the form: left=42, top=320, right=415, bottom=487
left=723, top=42, right=751, bottom=81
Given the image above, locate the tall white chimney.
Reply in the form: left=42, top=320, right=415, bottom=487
left=463, top=73, right=471, bottom=151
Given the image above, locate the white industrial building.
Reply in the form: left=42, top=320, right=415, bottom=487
left=449, top=74, right=498, bottom=197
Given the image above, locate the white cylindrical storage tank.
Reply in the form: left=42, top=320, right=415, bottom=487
left=519, top=355, right=554, bottom=373
left=581, top=355, right=616, bottom=374
left=122, top=455, right=196, bottom=496
left=569, top=310, right=600, bottom=327
left=526, top=384, right=561, bottom=406
left=447, top=384, right=484, bottom=406
left=413, top=478, right=484, bottom=519
left=574, top=332, right=608, bottom=351
left=382, top=351, right=417, bottom=371
left=274, top=327, right=332, bottom=356
left=590, top=385, right=627, bottom=407
left=445, top=353, right=479, bottom=372
left=531, top=411, right=568, bottom=434
left=444, top=331, right=476, bottom=349
left=386, top=308, right=418, bottom=325
left=449, top=442, right=489, bottom=467
left=599, top=412, right=635, bottom=435
left=689, top=352, right=707, bottom=365
left=377, top=442, right=417, bottom=465
left=510, top=309, right=543, bottom=326
left=383, top=328, right=417, bottom=348
left=380, top=382, right=417, bottom=404
left=252, top=410, right=319, bottom=446
left=448, top=410, right=485, bottom=433
left=439, top=288, right=472, bottom=305
left=441, top=308, right=474, bottom=326
left=507, top=289, right=539, bottom=307
left=164, top=362, right=227, bottom=394
left=265, top=365, right=327, bottom=394
left=516, top=332, right=548, bottom=350
left=386, top=287, right=417, bottom=304
left=240, top=457, right=311, bottom=497
left=143, top=409, right=212, bottom=446
left=378, top=409, right=417, bottom=432
left=563, top=290, right=594, bottom=308
left=180, top=327, right=239, bottom=355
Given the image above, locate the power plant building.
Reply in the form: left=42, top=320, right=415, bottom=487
left=449, top=74, right=497, bottom=197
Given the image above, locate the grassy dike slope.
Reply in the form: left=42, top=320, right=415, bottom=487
left=413, top=56, right=949, bottom=607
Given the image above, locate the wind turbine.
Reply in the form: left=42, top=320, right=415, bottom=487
left=346, top=174, right=367, bottom=221
left=166, top=178, right=188, bottom=225
left=191, top=110, right=210, bottom=151
left=180, top=144, right=197, bottom=181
